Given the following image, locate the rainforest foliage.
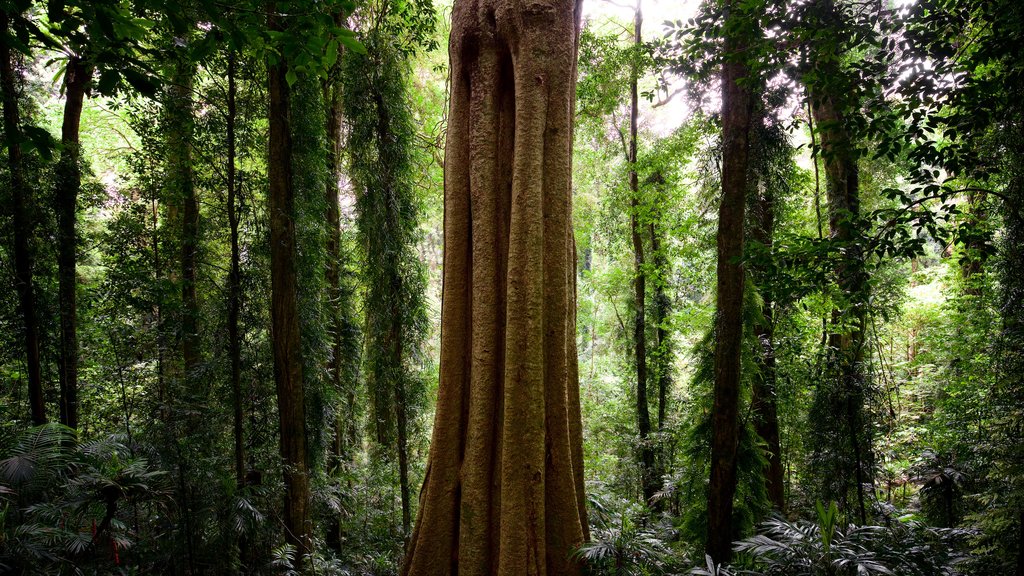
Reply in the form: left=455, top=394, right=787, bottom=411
left=0, top=0, right=1022, bottom=574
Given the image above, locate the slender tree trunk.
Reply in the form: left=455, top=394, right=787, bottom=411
left=627, top=1, right=657, bottom=505
left=226, top=51, right=244, bottom=488
left=374, top=85, right=414, bottom=535
left=401, top=1, right=587, bottom=573
left=325, top=52, right=344, bottom=464
left=268, top=12, right=312, bottom=557
left=706, top=0, right=754, bottom=563
left=56, top=56, right=91, bottom=431
left=393, top=327, right=412, bottom=535
left=807, top=3, right=871, bottom=518
left=324, top=38, right=348, bottom=551
left=961, top=190, right=987, bottom=295
left=171, top=63, right=200, bottom=377
left=649, top=217, right=671, bottom=431
left=165, top=50, right=200, bottom=572
left=749, top=172, right=785, bottom=512
left=1017, top=508, right=1024, bottom=576
left=1, top=10, right=45, bottom=425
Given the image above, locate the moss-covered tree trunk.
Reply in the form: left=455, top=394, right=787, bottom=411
left=343, top=33, right=426, bottom=538
left=649, top=217, right=671, bottom=432
left=1, top=10, right=45, bottom=426
left=400, top=1, right=588, bottom=573
left=55, top=55, right=91, bottom=431
left=811, top=90, right=871, bottom=523
left=165, top=57, right=200, bottom=378
left=805, top=0, right=872, bottom=523
left=749, top=167, right=784, bottom=512
left=706, top=0, right=754, bottom=563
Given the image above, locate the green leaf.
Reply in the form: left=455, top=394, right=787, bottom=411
left=339, top=34, right=366, bottom=55
left=285, top=69, right=297, bottom=87
left=324, top=39, right=339, bottom=68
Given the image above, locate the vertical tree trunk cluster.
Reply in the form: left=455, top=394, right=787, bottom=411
left=706, top=0, right=755, bottom=563
left=401, top=1, right=588, bottom=573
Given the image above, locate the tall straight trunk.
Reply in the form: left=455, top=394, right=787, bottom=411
left=627, top=1, right=657, bottom=505
left=818, top=94, right=870, bottom=524
left=960, top=190, right=987, bottom=295
left=325, top=46, right=344, bottom=469
left=649, top=217, right=670, bottom=431
left=806, top=0, right=871, bottom=521
left=1, top=10, right=45, bottom=425
left=749, top=173, right=785, bottom=512
left=706, top=0, right=754, bottom=563
left=165, top=51, right=200, bottom=571
left=56, top=56, right=91, bottom=431
left=393, top=324, right=412, bottom=535
left=373, top=84, right=414, bottom=534
left=268, top=13, right=312, bottom=557
left=344, top=35, right=424, bottom=537
left=401, top=1, right=587, bottom=573
left=226, top=51, right=244, bottom=488
left=324, top=42, right=347, bottom=551
left=170, top=61, right=200, bottom=376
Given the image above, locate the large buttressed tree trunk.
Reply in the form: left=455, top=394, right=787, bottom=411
left=401, top=1, right=588, bottom=574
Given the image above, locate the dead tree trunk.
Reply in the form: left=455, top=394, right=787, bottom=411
left=400, top=1, right=588, bottom=574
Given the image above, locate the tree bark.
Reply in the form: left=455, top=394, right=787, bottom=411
left=749, top=171, right=785, bottom=512
left=960, top=190, right=987, bottom=296
left=268, top=15, right=312, bottom=557
left=626, top=1, right=657, bottom=506
left=806, top=0, right=871, bottom=522
left=324, top=36, right=349, bottom=552
left=706, top=0, right=754, bottom=563
left=170, top=60, right=200, bottom=377
left=400, top=1, right=587, bottom=574
left=1, top=10, right=45, bottom=425
left=56, top=55, right=91, bottom=431
left=649, top=218, right=671, bottom=432
left=226, top=50, right=244, bottom=488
